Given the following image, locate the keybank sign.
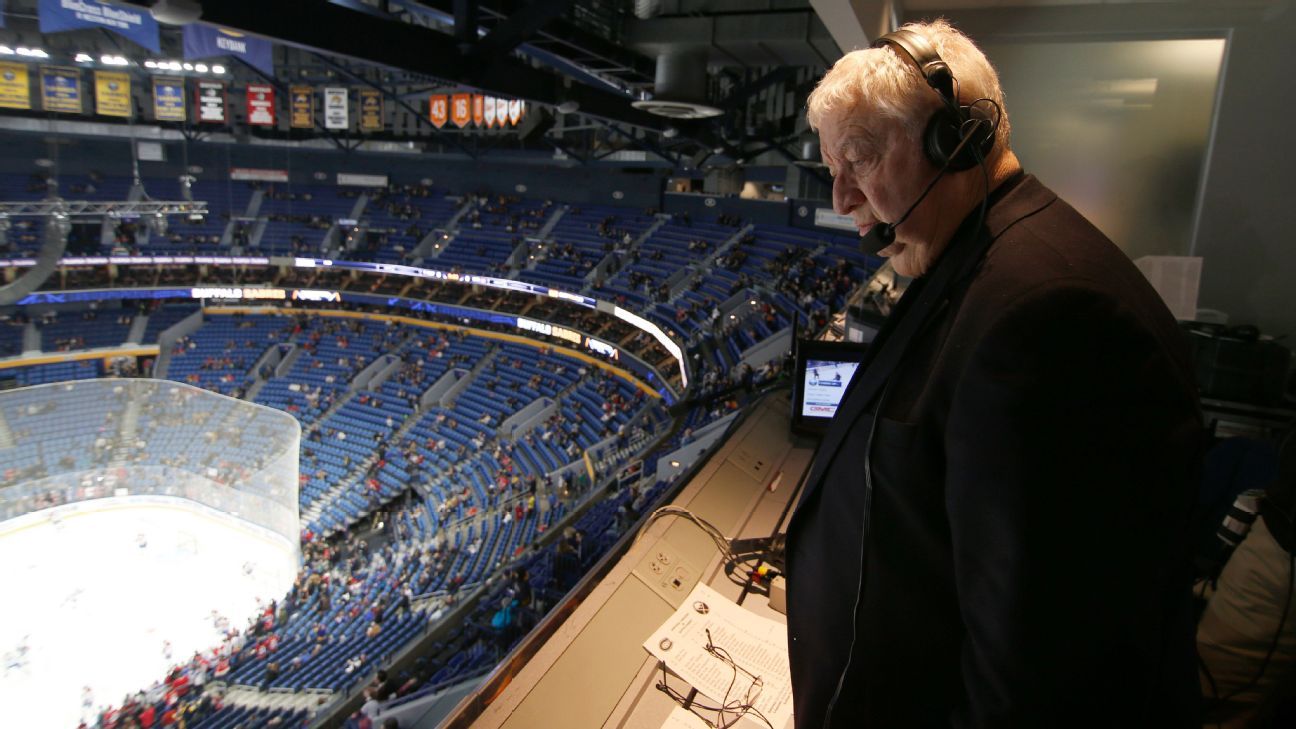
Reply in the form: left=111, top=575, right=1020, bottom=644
left=216, top=35, right=248, bottom=54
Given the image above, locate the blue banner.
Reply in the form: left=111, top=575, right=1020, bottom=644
left=38, top=0, right=160, bottom=53
left=0, top=0, right=7, bottom=29
left=183, top=25, right=274, bottom=77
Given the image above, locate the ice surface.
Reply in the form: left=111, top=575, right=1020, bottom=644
left=0, top=496, right=297, bottom=729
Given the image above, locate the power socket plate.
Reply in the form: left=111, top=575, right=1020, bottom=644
left=632, top=541, right=700, bottom=607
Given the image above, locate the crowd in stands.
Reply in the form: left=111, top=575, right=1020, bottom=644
left=0, top=174, right=876, bottom=728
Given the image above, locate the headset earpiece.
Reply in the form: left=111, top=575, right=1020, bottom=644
left=924, top=106, right=993, bottom=172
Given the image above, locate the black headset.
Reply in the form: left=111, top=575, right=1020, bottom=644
left=872, top=28, right=995, bottom=172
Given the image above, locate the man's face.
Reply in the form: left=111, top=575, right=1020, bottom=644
left=819, top=109, right=950, bottom=278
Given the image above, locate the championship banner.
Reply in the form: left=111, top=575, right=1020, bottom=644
left=450, top=93, right=471, bottom=128
left=0, top=62, right=30, bottom=110
left=152, top=76, right=185, bottom=122
left=246, top=84, right=275, bottom=127
left=428, top=94, right=447, bottom=128
left=472, top=94, right=484, bottom=127
left=359, top=89, right=382, bottom=132
left=323, top=87, right=348, bottom=130
left=183, top=25, right=273, bottom=77
left=38, top=0, right=160, bottom=53
left=93, top=70, right=130, bottom=117
left=483, top=96, right=496, bottom=128
left=196, top=80, right=226, bottom=123
left=508, top=99, right=522, bottom=126
left=40, top=66, right=80, bottom=113
left=290, top=85, right=313, bottom=129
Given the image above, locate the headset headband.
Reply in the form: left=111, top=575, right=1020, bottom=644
left=872, top=28, right=956, bottom=108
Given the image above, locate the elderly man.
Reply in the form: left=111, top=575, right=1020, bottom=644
left=785, top=19, right=1205, bottom=728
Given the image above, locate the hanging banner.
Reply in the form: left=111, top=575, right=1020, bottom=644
left=40, top=66, right=80, bottom=113
left=472, top=94, right=484, bottom=127
left=359, top=89, right=382, bottom=132
left=0, top=0, right=6, bottom=29
left=508, top=98, right=522, bottom=126
left=152, top=76, right=185, bottom=122
left=0, top=61, right=30, bottom=110
left=290, top=85, right=313, bottom=129
left=323, top=87, right=348, bottom=130
left=429, top=94, right=447, bottom=128
left=196, top=80, right=226, bottom=123
left=38, top=0, right=160, bottom=53
left=483, top=96, right=497, bottom=128
left=93, top=70, right=130, bottom=117
left=450, top=93, right=471, bottom=128
left=182, top=25, right=273, bottom=77
left=246, top=84, right=275, bottom=126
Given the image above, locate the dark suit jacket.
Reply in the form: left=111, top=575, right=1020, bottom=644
left=785, top=174, right=1205, bottom=728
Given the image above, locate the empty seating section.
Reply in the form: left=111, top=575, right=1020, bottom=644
left=258, top=184, right=349, bottom=255
left=0, top=379, right=116, bottom=477
left=435, top=197, right=547, bottom=273
left=360, top=188, right=461, bottom=262
left=142, top=303, right=200, bottom=343
left=595, top=220, right=732, bottom=319
left=37, top=310, right=133, bottom=350
left=523, top=204, right=657, bottom=290
left=144, top=176, right=253, bottom=254
left=167, top=314, right=295, bottom=396
left=0, top=319, right=25, bottom=356
left=4, top=359, right=101, bottom=388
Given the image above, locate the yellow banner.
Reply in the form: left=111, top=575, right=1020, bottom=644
left=359, top=89, right=382, bottom=132
left=94, top=70, right=131, bottom=118
left=290, top=85, right=313, bottom=129
left=0, top=62, right=31, bottom=110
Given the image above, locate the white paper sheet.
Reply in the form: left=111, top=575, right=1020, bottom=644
left=644, top=583, right=794, bottom=729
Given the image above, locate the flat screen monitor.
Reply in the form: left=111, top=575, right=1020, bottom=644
left=790, top=339, right=870, bottom=434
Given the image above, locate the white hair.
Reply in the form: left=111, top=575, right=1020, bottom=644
left=807, top=19, right=1012, bottom=152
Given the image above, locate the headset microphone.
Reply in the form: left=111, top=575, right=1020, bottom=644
left=859, top=119, right=985, bottom=256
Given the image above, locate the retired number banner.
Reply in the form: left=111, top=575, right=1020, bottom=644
left=484, top=96, right=497, bottom=128
left=290, top=86, right=313, bottom=129
left=94, top=70, right=130, bottom=117
left=196, top=80, right=226, bottom=123
left=472, top=94, right=484, bottom=127
left=359, top=89, right=382, bottom=132
left=246, top=84, right=275, bottom=127
left=152, top=77, right=186, bottom=122
left=41, top=66, right=80, bottom=113
left=429, top=94, right=447, bottom=128
left=450, top=93, right=471, bottom=128
left=323, top=87, right=348, bottom=130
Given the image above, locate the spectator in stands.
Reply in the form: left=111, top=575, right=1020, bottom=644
left=786, top=19, right=1204, bottom=729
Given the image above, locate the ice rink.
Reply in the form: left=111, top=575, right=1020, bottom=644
left=0, top=496, right=298, bottom=729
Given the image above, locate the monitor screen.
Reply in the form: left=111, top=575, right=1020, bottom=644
left=790, top=339, right=870, bottom=434
left=800, top=359, right=860, bottom=418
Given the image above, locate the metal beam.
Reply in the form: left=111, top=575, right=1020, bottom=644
left=808, top=0, right=894, bottom=55
left=470, top=0, right=577, bottom=62
left=0, top=201, right=209, bottom=217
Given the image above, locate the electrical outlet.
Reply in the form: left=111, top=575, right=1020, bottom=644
left=635, top=542, right=699, bottom=605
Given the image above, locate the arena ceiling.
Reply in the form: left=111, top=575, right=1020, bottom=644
left=0, top=0, right=1282, bottom=169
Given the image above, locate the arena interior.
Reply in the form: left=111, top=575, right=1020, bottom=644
left=0, top=1, right=1293, bottom=728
